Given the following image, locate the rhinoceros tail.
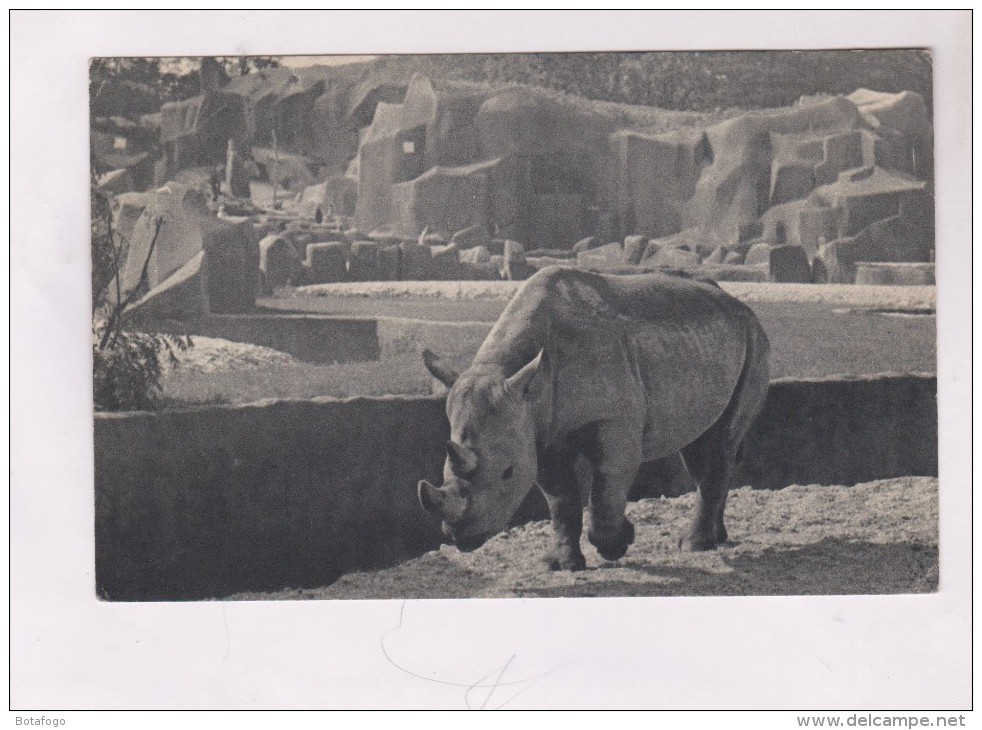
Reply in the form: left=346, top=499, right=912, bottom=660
left=728, top=317, right=771, bottom=454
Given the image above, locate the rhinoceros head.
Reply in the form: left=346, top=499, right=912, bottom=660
left=419, top=349, right=545, bottom=551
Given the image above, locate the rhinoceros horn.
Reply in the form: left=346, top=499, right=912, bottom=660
left=446, top=440, right=478, bottom=478
left=418, top=480, right=468, bottom=521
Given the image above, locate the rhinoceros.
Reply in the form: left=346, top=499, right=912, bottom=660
left=419, top=266, right=770, bottom=570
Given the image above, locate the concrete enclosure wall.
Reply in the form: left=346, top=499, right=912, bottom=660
left=95, top=396, right=449, bottom=601
left=735, top=373, right=936, bottom=489
left=94, top=373, right=937, bottom=600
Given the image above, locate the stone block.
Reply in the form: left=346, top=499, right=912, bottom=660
left=349, top=241, right=380, bottom=282
left=429, top=243, right=461, bottom=281
left=459, top=245, right=492, bottom=264
left=576, top=242, right=624, bottom=269
left=451, top=223, right=492, bottom=250
left=854, top=262, right=934, bottom=286
left=744, top=243, right=775, bottom=267
left=768, top=244, right=812, bottom=283
left=377, top=243, right=402, bottom=281
left=649, top=247, right=700, bottom=268
left=572, top=236, right=600, bottom=253
left=702, top=246, right=726, bottom=265
left=623, top=235, right=648, bottom=265
left=400, top=240, right=433, bottom=280
left=259, top=235, right=304, bottom=293
left=306, top=242, right=348, bottom=284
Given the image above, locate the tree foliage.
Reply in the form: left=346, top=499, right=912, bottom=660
left=89, top=57, right=165, bottom=118
left=92, top=51, right=932, bottom=120
left=90, top=177, right=191, bottom=411
left=91, top=57, right=300, bottom=409
left=374, top=50, right=933, bottom=114
left=89, top=56, right=283, bottom=118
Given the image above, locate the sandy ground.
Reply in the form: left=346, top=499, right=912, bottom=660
left=295, top=281, right=936, bottom=311
left=167, top=336, right=297, bottom=373
left=245, top=477, right=938, bottom=600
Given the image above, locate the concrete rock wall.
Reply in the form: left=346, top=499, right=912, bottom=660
left=113, top=71, right=934, bottom=287
left=736, top=373, right=937, bottom=489
left=95, top=396, right=449, bottom=600
left=122, top=184, right=262, bottom=319
left=95, top=373, right=937, bottom=600
left=351, top=78, right=933, bottom=275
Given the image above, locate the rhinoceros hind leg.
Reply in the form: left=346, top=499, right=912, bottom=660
left=679, top=429, right=734, bottom=551
left=679, top=380, right=762, bottom=551
left=679, top=528, right=719, bottom=552
left=679, top=486, right=732, bottom=551
left=680, top=323, right=769, bottom=552
left=713, top=496, right=730, bottom=544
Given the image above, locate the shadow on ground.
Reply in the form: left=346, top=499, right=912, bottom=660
left=514, top=538, right=938, bottom=599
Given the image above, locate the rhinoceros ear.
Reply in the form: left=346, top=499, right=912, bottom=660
left=423, top=349, right=459, bottom=388
left=505, top=349, right=545, bottom=400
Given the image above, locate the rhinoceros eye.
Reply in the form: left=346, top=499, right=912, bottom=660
left=501, top=465, right=514, bottom=480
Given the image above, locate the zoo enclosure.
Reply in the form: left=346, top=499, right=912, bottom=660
left=94, top=373, right=937, bottom=601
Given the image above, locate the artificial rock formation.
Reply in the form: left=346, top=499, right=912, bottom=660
left=350, top=76, right=933, bottom=280
left=124, top=183, right=261, bottom=320
left=110, top=64, right=934, bottom=288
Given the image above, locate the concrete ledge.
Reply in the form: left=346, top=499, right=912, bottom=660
left=288, top=280, right=937, bottom=310
left=94, top=373, right=937, bottom=600
left=854, top=262, right=935, bottom=286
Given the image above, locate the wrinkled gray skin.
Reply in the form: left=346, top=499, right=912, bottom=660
left=419, top=267, right=770, bottom=570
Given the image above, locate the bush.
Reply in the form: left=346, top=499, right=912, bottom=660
left=91, top=177, right=191, bottom=411
left=92, top=327, right=189, bottom=412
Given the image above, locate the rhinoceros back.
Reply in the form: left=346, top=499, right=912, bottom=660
left=474, top=267, right=761, bottom=457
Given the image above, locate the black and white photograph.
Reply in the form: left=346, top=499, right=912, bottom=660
left=90, top=46, right=941, bottom=602
left=11, top=10, right=972, bottom=715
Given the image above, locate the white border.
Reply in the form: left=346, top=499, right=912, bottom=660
left=9, top=10, right=972, bottom=713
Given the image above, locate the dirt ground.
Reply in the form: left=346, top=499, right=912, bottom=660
left=248, top=477, right=938, bottom=600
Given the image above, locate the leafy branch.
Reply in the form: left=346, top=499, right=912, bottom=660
left=91, top=179, right=192, bottom=411
left=97, top=215, right=163, bottom=350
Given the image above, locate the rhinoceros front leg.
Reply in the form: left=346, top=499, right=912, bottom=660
left=537, top=446, right=586, bottom=572
left=587, top=466, right=638, bottom=561
left=579, top=422, right=640, bottom=562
